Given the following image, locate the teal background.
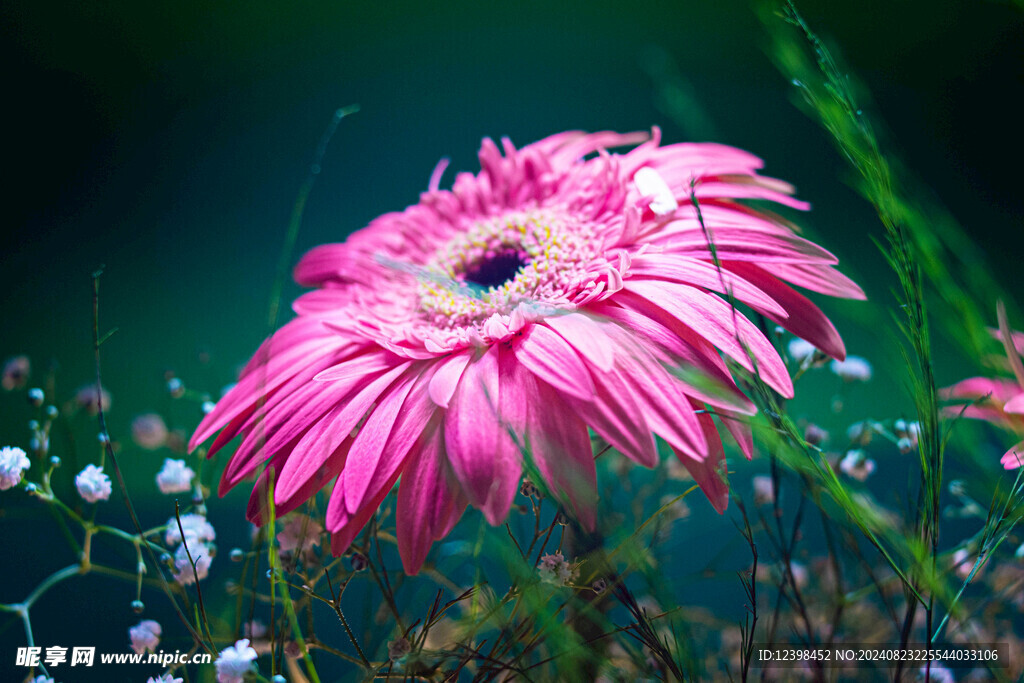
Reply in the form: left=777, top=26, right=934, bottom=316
left=1, top=0, right=1022, bottom=680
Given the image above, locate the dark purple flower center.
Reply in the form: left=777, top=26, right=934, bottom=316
left=461, top=249, right=529, bottom=289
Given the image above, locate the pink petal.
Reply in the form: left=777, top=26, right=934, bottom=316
left=314, top=350, right=398, bottom=382
left=942, top=377, right=1022, bottom=404
left=628, top=254, right=789, bottom=319
left=718, top=408, right=755, bottom=460
left=1001, top=442, right=1024, bottom=470
left=207, top=345, right=363, bottom=459
left=273, top=363, right=411, bottom=504
left=590, top=298, right=755, bottom=414
left=292, top=288, right=352, bottom=316
left=513, top=324, right=596, bottom=400
left=428, top=352, right=472, bottom=408
left=206, top=405, right=257, bottom=460
left=1004, top=393, right=1024, bottom=415
left=245, top=456, right=281, bottom=525
left=692, top=174, right=810, bottom=211
left=603, top=327, right=708, bottom=460
left=191, top=330, right=351, bottom=450
left=672, top=401, right=729, bottom=513
left=246, top=442, right=350, bottom=523
left=624, top=279, right=793, bottom=397
left=770, top=262, right=866, bottom=300
left=237, top=317, right=344, bottom=378
left=345, top=368, right=440, bottom=513
left=544, top=314, right=616, bottom=373
left=528, top=382, right=598, bottom=531
left=222, top=361, right=383, bottom=486
left=397, top=422, right=466, bottom=574
left=653, top=227, right=837, bottom=265
left=428, top=157, right=450, bottom=193
left=293, top=243, right=351, bottom=286
left=325, top=468, right=402, bottom=551
left=724, top=262, right=847, bottom=360
left=341, top=372, right=418, bottom=514
left=444, top=346, right=522, bottom=524
left=645, top=142, right=765, bottom=180
left=566, top=365, right=658, bottom=467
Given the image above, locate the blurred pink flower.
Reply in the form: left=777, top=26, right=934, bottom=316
left=1, top=355, right=30, bottom=391
left=276, top=514, right=323, bottom=555
left=944, top=307, right=1024, bottom=469
left=951, top=547, right=986, bottom=581
left=74, top=384, right=111, bottom=415
left=131, top=413, right=169, bottom=450
left=192, top=130, right=863, bottom=574
left=129, top=619, right=161, bottom=654
left=839, top=449, right=876, bottom=481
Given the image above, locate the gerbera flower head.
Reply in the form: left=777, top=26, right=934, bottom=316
left=192, top=129, right=863, bottom=574
left=943, top=303, right=1024, bottom=469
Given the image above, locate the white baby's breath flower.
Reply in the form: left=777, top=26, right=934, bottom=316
left=75, top=464, right=112, bottom=503
left=918, top=662, right=955, bottom=683
left=215, top=638, right=258, bottom=683
left=787, top=338, right=818, bottom=365
left=790, top=561, right=809, bottom=590
left=752, top=475, right=775, bottom=506
left=830, top=355, right=872, bottom=382
left=147, top=674, right=183, bottom=683
left=165, top=513, right=215, bottom=546
left=129, top=619, right=162, bottom=654
left=172, top=542, right=213, bottom=585
left=156, top=458, right=195, bottom=494
left=0, top=446, right=30, bottom=490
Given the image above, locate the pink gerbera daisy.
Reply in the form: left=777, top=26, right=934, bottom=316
left=191, top=129, right=864, bottom=574
left=943, top=304, right=1024, bottom=469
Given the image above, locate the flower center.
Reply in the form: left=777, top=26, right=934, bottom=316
left=416, top=210, right=596, bottom=333
left=462, top=248, right=530, bottom=289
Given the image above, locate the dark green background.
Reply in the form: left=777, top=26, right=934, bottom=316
left=2, top=0, right=1022, bottom=421
left=1, top=0, right=1021, bottom=680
